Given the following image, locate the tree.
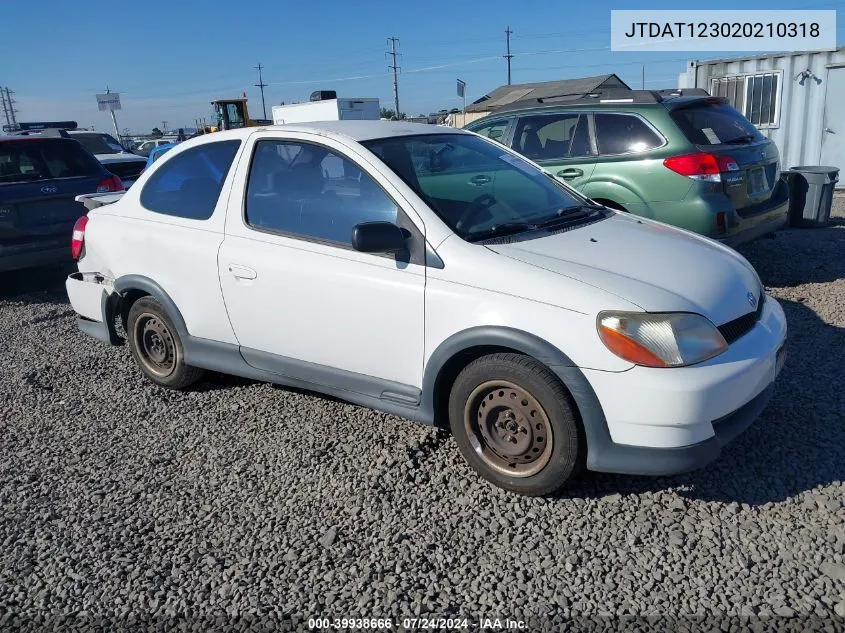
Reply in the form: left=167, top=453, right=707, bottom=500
left=151, top=127, right=163, bottom=137
left=379, top=108, right=406, bottom=121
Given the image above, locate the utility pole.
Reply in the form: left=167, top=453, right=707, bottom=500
left=642, top=64, right=645, bottom=90
left=505, top=26, right=513, bottom=85
left=103, top=86, right=121, bottom=141
left=1, top=87, right=19, bottom=132
left=254, top=63, right=268, bottom=120
left=387, top=37, right=400, bottom=119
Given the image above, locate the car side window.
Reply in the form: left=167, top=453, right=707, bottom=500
left=512, top=113, right=592, bottom=161
left=471, top=119, right=510, bottom=143
left=140, top=140, right=240, bottom=220
left=594, top=113, right=664, bottom=155
left=245, top=140, right=399, bottom=247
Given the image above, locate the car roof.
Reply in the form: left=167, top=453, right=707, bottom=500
left=192, top=120, right=466, bottom=144
left=480, top=93, right=718, bottom=118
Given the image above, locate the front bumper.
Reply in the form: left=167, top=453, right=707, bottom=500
left=577, top=295, right=787, bottom=476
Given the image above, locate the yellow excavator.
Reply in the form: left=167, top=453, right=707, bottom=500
left=196, top=94, right=272, bottom=135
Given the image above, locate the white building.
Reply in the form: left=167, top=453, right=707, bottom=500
left=678, top=47, right=845, bottom=185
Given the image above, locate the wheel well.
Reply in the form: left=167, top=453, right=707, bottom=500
left=432, top=345, right=561, bottom=429
left=117, top=288, right=149, bottom=333
left=592, top=198, right=627, bottom=212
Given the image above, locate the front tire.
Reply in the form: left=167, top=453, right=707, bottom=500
left=126, top=296, right=204, bottom=390
left=448, top=353, right=583, bottom=496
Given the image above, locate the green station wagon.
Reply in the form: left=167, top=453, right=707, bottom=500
left=465, top=89, right=789, bottom=246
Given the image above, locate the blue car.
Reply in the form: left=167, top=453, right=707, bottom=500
left=143, top=143, right=177, bottom=173
left=0, top=133, right=123, bottom=271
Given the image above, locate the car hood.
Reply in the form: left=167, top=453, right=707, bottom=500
left=94, top=153, right=146, bottom=164
left=486, top=212, right=763, bottom=326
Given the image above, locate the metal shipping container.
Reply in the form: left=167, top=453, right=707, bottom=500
left=678, top=47, right=845, bottom=187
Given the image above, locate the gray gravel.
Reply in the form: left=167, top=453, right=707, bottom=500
left=1, top=218, right=844, bottom=632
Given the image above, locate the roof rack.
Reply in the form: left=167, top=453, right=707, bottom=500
left=9, top=128, right=71, bottom=138
left=528, top=87, right=712, bottom=108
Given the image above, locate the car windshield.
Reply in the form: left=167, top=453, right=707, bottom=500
left=670, top=101, right=765, bottom=146
left=362, top=133, right=591, bottom=241
left=73, top=133, right=126, bottom=155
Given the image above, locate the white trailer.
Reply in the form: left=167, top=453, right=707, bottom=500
left=272, top=98, right=380, bottom=125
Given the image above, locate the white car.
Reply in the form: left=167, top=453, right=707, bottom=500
left=68, top=131, right=147, bottom=188
left=134, top=138, right=179, bottom=157
left=65, top=121, right=787, bottom=496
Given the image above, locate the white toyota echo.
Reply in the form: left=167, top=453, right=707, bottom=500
left=65, top=121, right=787, bottom=496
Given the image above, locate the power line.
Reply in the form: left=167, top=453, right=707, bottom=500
left=254, top=63, right=268, bottom=120
left=387, top=37, right=400, bottom=117
left=505, top=26, right=513, bottom=85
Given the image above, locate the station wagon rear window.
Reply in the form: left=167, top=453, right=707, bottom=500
left=670, top=101, right=765, bottom=146
left=0, top=140, right=101, bottom=183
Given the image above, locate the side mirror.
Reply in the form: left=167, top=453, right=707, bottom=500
left=351, top=221, right=407, bottom=254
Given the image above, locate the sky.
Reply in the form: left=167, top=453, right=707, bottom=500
left=1, top=0, right=842, bottom=134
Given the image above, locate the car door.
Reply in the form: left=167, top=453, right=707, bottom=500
left=218, top=131, right=427, bottom=398
left=510, top=112, right=596, bottom=191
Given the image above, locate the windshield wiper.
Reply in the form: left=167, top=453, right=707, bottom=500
left=465, top=222, right=535, bottom=242
left=535, top=206, right=594, bottom=228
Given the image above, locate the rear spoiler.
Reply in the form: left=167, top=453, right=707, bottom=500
left=76, top=192, right=125, bottom=211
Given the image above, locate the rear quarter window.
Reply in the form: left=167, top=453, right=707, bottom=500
left=670, top=101, right=764, bottom=146
left=594, top=113, right=664, bottom=155
left=139, top=140, right=240, bottom=220
left=0, top=140, right=101, bottom=183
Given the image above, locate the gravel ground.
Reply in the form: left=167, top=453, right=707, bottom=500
left=1, top=217, right=844, bottom=632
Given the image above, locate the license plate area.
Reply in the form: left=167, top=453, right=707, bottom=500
left=747, top=167, right=768, bottom=196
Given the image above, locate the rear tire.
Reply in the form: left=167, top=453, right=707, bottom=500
left=448, top=353, right=583, bottom=496
left=126, top=296, right=204, bottom=390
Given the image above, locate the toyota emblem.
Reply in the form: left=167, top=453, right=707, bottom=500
left=40, top=185, right=58, bottom=194
left=747, top=291, right=757, bottom=307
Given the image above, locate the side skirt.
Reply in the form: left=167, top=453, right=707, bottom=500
left=182, top=337, right=433, bottom=425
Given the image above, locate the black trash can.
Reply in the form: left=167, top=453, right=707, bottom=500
left=783, top=166, right=840, bottom=227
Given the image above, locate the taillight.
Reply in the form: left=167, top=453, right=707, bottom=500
left=663, top=153, right=739, bottom=183
left=96, top=174, right=124, bottom=192
left=71, top=215, right=88, bottom=260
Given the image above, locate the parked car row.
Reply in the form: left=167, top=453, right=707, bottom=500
left=64, top=120, right=787, bottom=496
left=465, top=89, right=789, bottom=246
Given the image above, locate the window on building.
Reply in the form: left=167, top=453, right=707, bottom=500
left=711, top=72, right=781, bottom=127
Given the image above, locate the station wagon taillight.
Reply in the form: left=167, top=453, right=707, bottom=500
left=96, top=174, right=124, bottom=192
left=71, top=215, right=88, bottom=260
left=663, top=153, right=739, bottom=183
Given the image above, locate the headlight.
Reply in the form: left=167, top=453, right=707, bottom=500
left=597, top=311, right=728, bottom=368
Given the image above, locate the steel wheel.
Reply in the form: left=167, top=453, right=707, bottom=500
left=132, top=312, right=177, bottom=378
left=463, top=379, right=553, bottom=478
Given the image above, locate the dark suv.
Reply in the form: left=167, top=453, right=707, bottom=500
left=0, top=133, right=123, bottom=272
left=465, top=89, right=789, bottom=246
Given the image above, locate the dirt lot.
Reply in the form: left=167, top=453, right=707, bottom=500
left=0, top=212, right=843, bottom=631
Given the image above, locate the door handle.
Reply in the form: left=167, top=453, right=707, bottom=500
left=825, top=127, right=835, bottom=134
left=469, top=174, right=492, bottom=186
left=228, top=264, right=257, bottom=280
left=556, top=168, right=583, bottom=179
